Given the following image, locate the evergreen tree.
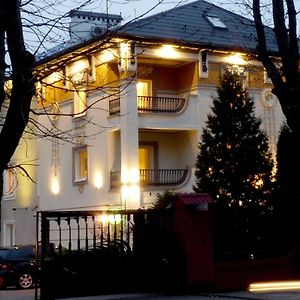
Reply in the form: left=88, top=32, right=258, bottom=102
left=194, top=70, right=276, bottom=252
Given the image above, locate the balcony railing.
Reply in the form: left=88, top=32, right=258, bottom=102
left=137, top=96, right=185, bottom=113
left=110, top=169, right=188, bottom=189
left=109, top=96, right=185, bottom=115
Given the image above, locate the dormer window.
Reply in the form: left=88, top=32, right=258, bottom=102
left=206, top=15, right=227, bottom=29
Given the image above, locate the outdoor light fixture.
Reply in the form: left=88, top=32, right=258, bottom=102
left=46, top=72, right=63, bottom=84
left=51, top=176, right=60, bottom=195
left=157, top=45, right=179, bottom=59
left=249, top=281, right=300, bottom=292
left=69, top=59, right=88, bottom=75
left=99, top=50, right=115, bottom=63
left=225, top=53, right=246, bottom=66
left=121, top=168, right=140, bottom=209
left=94, top=172, right=103, bottom=189
left=95, top=214, right=122, bottom=224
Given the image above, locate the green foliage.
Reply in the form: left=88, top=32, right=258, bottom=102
left=194, top=70, right=276, bottom=251
left=152, top=190, right=178, bottom=209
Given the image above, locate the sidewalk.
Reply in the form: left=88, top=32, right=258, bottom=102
left=59, top=291, right=300, bottom=300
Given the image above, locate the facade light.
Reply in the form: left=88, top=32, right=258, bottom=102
left=225, top=53, right=246, bottom=66
left=94, top=172, right=103, bottom=189
left=51, top=176, right=60, bottom=195
left=157, top=45, right=179, bottom=59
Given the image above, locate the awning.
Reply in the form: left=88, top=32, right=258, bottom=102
left=178, top=193, right=214, bottom=205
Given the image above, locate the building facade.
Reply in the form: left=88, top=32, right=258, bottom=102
left=1, top=0, right=285, bottom=245
left=36, top=0, right=284, bottom=212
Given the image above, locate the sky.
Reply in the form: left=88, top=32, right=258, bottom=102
left=82, top=0, right=241, bottom=22
left=22, top=0, right=300, bottom=54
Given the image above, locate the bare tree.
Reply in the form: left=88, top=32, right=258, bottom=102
left=0, top=0, right=35, bottom=196
left=253, top=0, right=300, bottom=137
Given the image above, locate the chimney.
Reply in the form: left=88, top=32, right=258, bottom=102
left=69, top=10, right=123, bottom=40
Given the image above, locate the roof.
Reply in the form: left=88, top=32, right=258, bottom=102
left=178, top=193, right=214, bottom=205
left=69, top=10, right=123, bottom=21
left=36, top=0, right=279, bottom=64
left=119, top=0, right=277, bottom=53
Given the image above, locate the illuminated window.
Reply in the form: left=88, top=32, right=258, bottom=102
left=136, top=80, right=152, bottom=97
left=73, top=146, right=88, bottom=184
left=139, top=143, right=157, bottom=170
left=4, top=168, right=15, bottom=198
left=73, top=89, right=87, bottom=118
left=137, top=80, right=152, bottom=110
left=139, top=142, right=158, bottom=185
left=206, top=15, right=227, bottom=29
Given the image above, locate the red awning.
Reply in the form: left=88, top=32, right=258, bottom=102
left=178, top=193, right=214, bottom=205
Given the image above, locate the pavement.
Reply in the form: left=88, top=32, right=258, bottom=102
left=58, top=291, right=300, bottom=300
left=3, top=289, right=300, bottom=300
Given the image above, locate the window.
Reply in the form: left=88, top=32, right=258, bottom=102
left=139, top=142, right=157, bottom=170
left=206, top=15, right=227, bottom=29
left=73, top=89, right=87, bottom=118
left=137, top=80, right=152, bottom=110
left=3, top=168, right=15, bottom=199
left=73, top=146, right=88, bottom=183
left=136, top=80, right=152, bottom=97
left=3, top=221, right=15, bottom=247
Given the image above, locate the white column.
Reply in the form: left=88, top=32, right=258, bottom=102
left=118, top=41, right=141, bottom=209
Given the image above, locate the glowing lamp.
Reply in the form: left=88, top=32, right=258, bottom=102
left=94, top=172, right=103, bottom=189
left=157, top=45, right=179, bottom=59
left=51, top=176, right=60, bottom=195
left=225, top=53, right=246, bottom=66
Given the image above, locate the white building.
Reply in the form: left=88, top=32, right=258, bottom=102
left=1, top=0, right=285, bottom=245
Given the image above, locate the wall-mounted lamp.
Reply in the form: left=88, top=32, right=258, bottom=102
left=51, top=176, right=60, bottom=195
left=199, top=50, right=209, bottom=78
left=94, top=172, right=103, bottom=189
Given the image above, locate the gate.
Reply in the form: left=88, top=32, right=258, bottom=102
left=36, top=209, right=177, bottom=300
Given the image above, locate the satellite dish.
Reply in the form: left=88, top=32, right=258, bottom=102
left=91, top=26, right=103, bottom=37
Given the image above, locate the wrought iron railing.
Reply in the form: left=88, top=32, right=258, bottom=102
left=110, top=168, right=188, bottom=189
left=137, top=96, right=185, bottom=113
left=109, top=96, right=186, bottom=114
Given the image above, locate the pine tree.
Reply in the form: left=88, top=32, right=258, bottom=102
left=194, top=70, right=276, bottom=252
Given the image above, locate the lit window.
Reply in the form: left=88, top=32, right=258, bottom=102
left=73, top=146, right=88, bottom=183
left=136, top=80, right=152, bottom=97
left=137, top=80, right=152, bottom=110
left=206, top=15, right=227, bottom=29
left=73, top=89, right=87, bottom=118
left=4, top=168, right=15, bottom=198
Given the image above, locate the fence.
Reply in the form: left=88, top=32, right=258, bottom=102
left=37, top=209, right=177, bottom=300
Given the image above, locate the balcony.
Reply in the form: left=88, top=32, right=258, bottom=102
left=110, top=169, right=188, bottom=189
left=109, top=96, right=185, bottom=114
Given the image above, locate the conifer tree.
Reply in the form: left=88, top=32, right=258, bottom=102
left=194, top=70, right=275, bottom=251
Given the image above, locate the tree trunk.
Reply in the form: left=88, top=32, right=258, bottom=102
left=0, top=0, right=35, bottom=172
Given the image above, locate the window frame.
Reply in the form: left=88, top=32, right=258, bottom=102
left=73, top=145, right=88, bottom=185
left=136, top=79, right=152, bottom=97
left=73, top=89, right=87, bottom=118
left=139, top=142, right=158, bottom=170
left=205, top=15, right=227, bottom=29
left=3, top=167, right=16, bottom=200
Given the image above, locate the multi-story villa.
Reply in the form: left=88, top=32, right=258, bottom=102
left=1, top=0, right=284, bottom=245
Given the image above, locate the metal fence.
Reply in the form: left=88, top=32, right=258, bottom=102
left=37, top=209, right=177, bottom=300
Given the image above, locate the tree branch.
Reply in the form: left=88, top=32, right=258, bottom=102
left=253, top=0, right=284, bottom=90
